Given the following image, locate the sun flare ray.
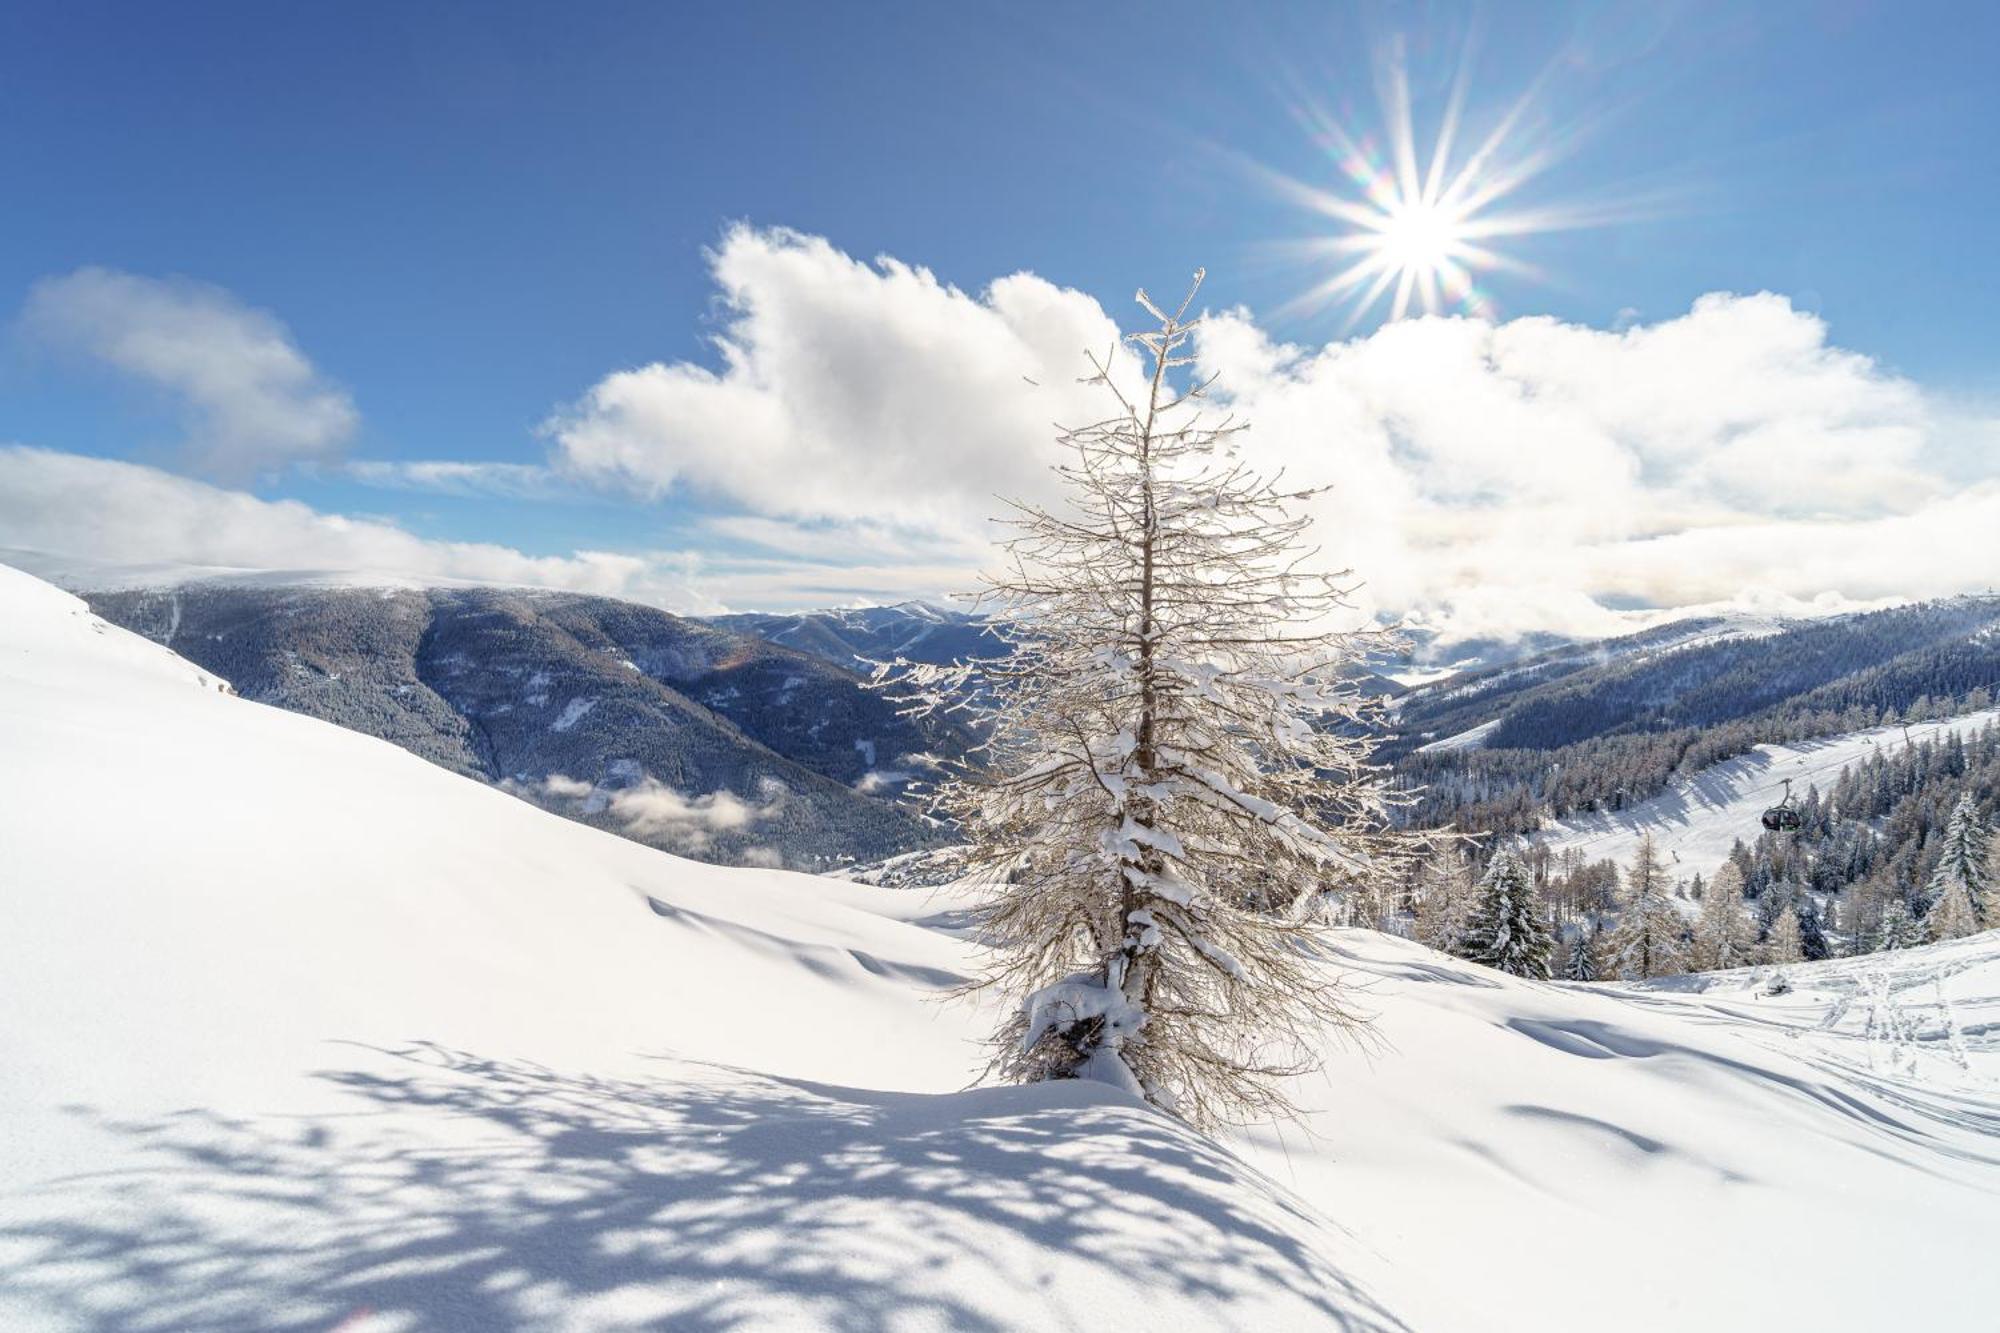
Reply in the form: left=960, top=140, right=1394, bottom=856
left=1258, top=41, right=1658, bottom=327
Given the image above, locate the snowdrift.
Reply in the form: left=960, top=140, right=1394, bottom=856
left=2, top=562, right=1995, bottom=1330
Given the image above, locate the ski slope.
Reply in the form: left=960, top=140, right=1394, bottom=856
left=2, top=562, right=1996, bottom=1331
left=1536, top=709, right=2000, bottom=876
left=1635, top=932, right=2000, bottom=1095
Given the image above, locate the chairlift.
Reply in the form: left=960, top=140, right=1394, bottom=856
left=1760, top=777, right=1803, bottom=834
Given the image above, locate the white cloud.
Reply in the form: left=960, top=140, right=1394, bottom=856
left=0, top=445, right=974, bottom=614
left=11, top=232, right=1997, bottom=643
left=545, top=228, right=2000, bottom=643
left=547, top=224, right=1133, bottom=526
left=1188, top=293, right=1982, bottom=639
left=21, top=268, right=359, bottom=477
left=344, top=459, right=560, bottom=499
left=516, top=772, right=787, bottom=854
left=605, top=778, right=782, bottom=847
left=0, top=445, right=717, bottom=610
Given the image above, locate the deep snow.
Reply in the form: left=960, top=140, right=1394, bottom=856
left=1, top=562, right=1995, bottom=1331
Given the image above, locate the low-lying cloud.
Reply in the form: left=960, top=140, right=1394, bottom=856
left=0, top=445, right=717, bottom=609
left=515, top=771, right=788, bottom=855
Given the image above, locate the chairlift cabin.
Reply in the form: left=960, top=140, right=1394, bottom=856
left=1760, top=778, right=1803, bottom=834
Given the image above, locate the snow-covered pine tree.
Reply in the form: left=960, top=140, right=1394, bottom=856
left=1692, top=859, right=1754, bottom=971
left=1876, top=896, right=1922, bottom=950
left=1413, top=844, right=1476, bottom=954
left=1795, top=891, right=1831, bottom=961
left=1563, top=923, right=1600, bottom=982
left=1925, top=793, right=1991, bottom=928
left=1459, top=848, right=1555, bottom=978
left=1765, top=906, right=1805, bottom=965
left=882, top=273, right=1420, bottom=1127
left=1606, top=834, right=1687, bottom=980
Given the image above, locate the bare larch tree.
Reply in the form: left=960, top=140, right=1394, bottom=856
left=884, top=272, right=1422, bottom=1126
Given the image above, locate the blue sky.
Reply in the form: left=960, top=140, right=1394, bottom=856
left=3, top=1, right=1996, bottom=633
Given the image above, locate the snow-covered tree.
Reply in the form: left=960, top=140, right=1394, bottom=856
left=1795, top=891, right=1831, bottom=961
left=1412, top=845, right=1476, bottom=954
left=1459, top=848, right=1554, bottom=979
left=1339, top=871, right=1399, bottom=933
left=1988, top=838, right=2000, bottom=931
left=1926, top=875, right=1980, bottom=942
left=883, top=273, right=1420, bottom=1126
left=1876, top=896, right=1923, bottom=951
left=1563, top=923, right=1601, bottom=982
left=1765, top=906, right=1804, bottom=965
left=1607, top=835, right=1687, bottom=980
left=1691, top=860, right=1754, bottom=971
left=1925, top=793, right=1990, bottom=928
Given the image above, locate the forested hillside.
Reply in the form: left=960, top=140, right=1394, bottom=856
left=85, top=583, right=963, bottom=867
left=706, top=603, right=1003, bottom=671
left=1396, top=597, right=2000, bottom=836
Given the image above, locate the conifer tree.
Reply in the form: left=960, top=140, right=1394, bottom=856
left=1607, top=834, right=1687, bottom=979
left=1563, top=923, right=1601, bottom=982
left=1459, top=848, right=1555, bottom=978
left=1795, top=891, right=1831, bottom=961
left=1692, top=860, right=1754, bottom=971
left=884, top=273, right=1419, bottom=1126
left=1925, top=793, right=1991, bottom=924
left=1876, top=896, right=1922, bottom=950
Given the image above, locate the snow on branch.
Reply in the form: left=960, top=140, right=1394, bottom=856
left=876, top=269, right=1424, bottom=1127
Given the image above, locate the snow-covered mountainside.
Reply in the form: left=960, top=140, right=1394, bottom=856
left=2, top=563, right=1995, bottom=1331
left=707, top=602, right=1004, bottom=672
left=70, top=579, right=965, bottom=869
left=1537, top=709, right=2000, bottom=872
left=1391, top=597, right=2000, bottom=758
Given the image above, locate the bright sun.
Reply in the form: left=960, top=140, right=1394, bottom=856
left=1256, top=43, right=1640, bottom=327
left=1377, top=199, right=1469, bottom=276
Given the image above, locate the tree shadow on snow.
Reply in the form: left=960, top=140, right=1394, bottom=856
left=2, top=1043, right=1409, bottom=1332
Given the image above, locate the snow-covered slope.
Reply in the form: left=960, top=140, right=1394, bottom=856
left=0, top=565, right=1405, bottom=1331
left=1634, top=931, right=2000, bottom=1092
left=1289, top=930, right=1998, bottom=1330
left=1535, top=709, right=2000, bottom=873
left=2, top=563, right=1995, bottom=1331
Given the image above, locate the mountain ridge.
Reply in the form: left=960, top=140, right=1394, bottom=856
left=74, top=578, right=962, bottom=868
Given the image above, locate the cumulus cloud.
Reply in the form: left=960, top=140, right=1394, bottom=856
left=1189, top=293, right=1982, bottom=643
left=20, top=268, right=358, bottom=477
left=11, top=230, right=1997, bottom=644
left=544, top=227, right=1999, bottom=644
left=547, top=224, right=1133, bottom=526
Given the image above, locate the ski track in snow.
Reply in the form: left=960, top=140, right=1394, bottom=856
left=1, top=561, right=1996, bottom=1332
